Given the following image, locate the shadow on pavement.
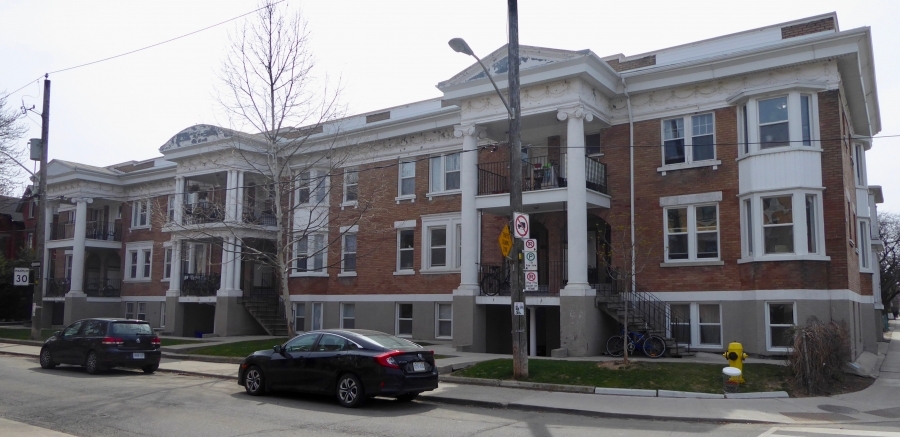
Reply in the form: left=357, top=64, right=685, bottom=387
left=228, top=389, right=440, bottom=417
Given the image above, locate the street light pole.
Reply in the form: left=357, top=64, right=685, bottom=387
left=31, top=76, right=50, bottom=341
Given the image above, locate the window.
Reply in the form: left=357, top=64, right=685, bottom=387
left=297, top=172, right=310, bottom=204
left=585, top=133, right=601, bottom=156
left=343, top=167, right=358, bottom=203
left=429, top=227, right=447, bottom=267
left=125, top=242, right=153, bottom=281
left=735, top=90, right=818, bottom=156
left=758, top=96, right=789, bottom=149
left=854, top=144, right=866, bottom=186
left=142, top=249, right=152, bottom=278
left=160, top=302, right=166, bottom=327
left=341, top=303, right=355, bottom=329
left=311, top=302, right=323, bottom=330
left=398, top=160, right=416, bottom=197
left=342, top=234, right=357, bottom=273
left=293, top=303, right=305, bottom=332
left=295, top=234, right=326, bottom=273
left=661, top=113, right=715, bottom=166
left=129, top=251, right=138, bottom=279
left=397, top=303, right=413, bottom=336
left=668, top=303, right=721, bottom=347
left=421, top=213, right=463, bottom=272
left=762, top=196, right=793, bottom=254
left=860, top=221, right=870, bottom=269
left=806, top=195, right=818, bottom=254
left=664, top=205, right=719, bottom=261
left=137, top=302, right=146, bottom=321
left=167, top=195, right=176, bottom=222
left=65, top=254, right=73, bottom=279
left=163, top=248, right=173, bottom=280
left=436, top=303, right=452, bottom=338
left=429, top=153, right=460, bottom=193
left=125, top=302, right=135, bottom=319
left=26, top=232, right=34, bottom=249
left=284, top=333, right=318, bottom=352
left=296, top=171, right=328, bottom=205
left=397, top=229, right=414, bottom=272
left=767, top=302, right=796, bottom=351
left=744, top=199, right=753, bottom=256
left=131, top=199, right=150, bottom=228
left=29, top=200, right=36, bottom=219
left=456, top=223, right=462, bottom=269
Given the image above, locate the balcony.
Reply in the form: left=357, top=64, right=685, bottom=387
left=84, top=278, right=122, bottom=297
left=85, top=221, right=122, bottom=242
left=182, top=202, right=225, bottom=225
left=50, top=222, right=75, bottom=240
left=180, top=273, right=221, bottom=297
left=477, top=156, right=607, bottom=196
left=478, top=261, right=605, bottom=296
left=242, top=205, right=277, bottom=226
left=45, top=278, right=70, bottom=297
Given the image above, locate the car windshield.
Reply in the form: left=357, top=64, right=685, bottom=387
left=110, top=323, right=153, bottom=336
left=363, top=334, right=421, bottom=349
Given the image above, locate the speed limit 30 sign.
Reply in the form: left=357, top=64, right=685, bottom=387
left=13, top=268, right=30, bottom=286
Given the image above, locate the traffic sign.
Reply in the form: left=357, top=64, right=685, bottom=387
left=513, top=212, right=529, bottom=239
left=498, top=225, right=513, bottom=258
left=523, top=238, right=537, bottom=252
left=13, top=268, right=29, bottom=286
left=524, top=251, right=538, bottom=270
left=524, top=270, right=539, bottom=291
left=514, top=302, right=525, bottom=316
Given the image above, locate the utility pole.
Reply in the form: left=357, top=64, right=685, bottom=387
left=30, top=76, right=50, bottom=341
left=508, top=0, right=528, bottom=379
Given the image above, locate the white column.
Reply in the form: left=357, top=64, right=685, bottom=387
left=454, top=123, right=486, bottom=292
left=68, top=197, right=93, bottom=296
left=529, top=307, right=537, bottom=357
left=219, top=237, right=233, bottom=294
left=167, top=240, right=182, bottom=297
left=225, top=170, right=237, bottom=222
left=558, top=106, right=593, bottom=288
left=235, top=171, right=245, bottom=223
left=174, top=176, right=184, bottom=225
left=231, top=238, right=242, bottom=293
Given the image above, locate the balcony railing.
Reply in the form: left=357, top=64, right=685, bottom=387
left=477, top=156, right=607, bottom=196
left=85, top=221, right=122, bottom=242
left=45, top=278, right=70, bottom=297
left=242, top=208, right=277, bottom=226
left=181, top=273, right=221, bottom=297
left=50, top=221, right=75, bottom=240
left=84, top=278, right=122, bottom=297
left=182, top=202, right=225, bottom=225
left=478, top=260, right=606, bottom=296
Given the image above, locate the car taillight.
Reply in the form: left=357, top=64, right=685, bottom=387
left=151, top=337, right=161, bottom=346
left=374, top=350, right=402, bottom=369
left=101, top=337, right=124, bottom=345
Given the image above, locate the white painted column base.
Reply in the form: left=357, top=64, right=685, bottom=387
left=452, top=285, right=480, bottom=297
left=561, top=284, right=596, bottom=297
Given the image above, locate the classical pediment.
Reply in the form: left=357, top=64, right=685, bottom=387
left=160, top=124, right=233, bottom=151
left=438, top=45, right=590, bottom=90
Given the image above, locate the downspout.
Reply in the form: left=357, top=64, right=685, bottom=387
left=622, top=77, right=635, bottom=292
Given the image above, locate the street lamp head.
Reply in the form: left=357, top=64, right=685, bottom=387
left=448, top=38, right=475, bottom=57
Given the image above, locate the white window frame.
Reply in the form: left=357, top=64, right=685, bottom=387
left=658, top=112, right=719, bottom=172
left=854, top=143, right=867, bottom=187
left=125, top=241, right=153, bottom=282
left=396, top=160, right=417, bottom=202
left=395, top=226, right=416, bottom=275
left=137, top=302, right=147, bottom=321
left=166, top=195, right=176, bottom=223
left=340, top=225, right=358, bottom=276
left=296, top=169, right=328, bottom=206
left=340, top=303, right=355, bottom=329
left=125, top=302, right=135, bottom=320
left=162, top=247, right=173, bottom=281
left=859, top=220, right=871, bottom=271
left=765, top=301, right=797, bottom=352
left=420, top=213, right=462, bottom=273
left=396, top=303, right=413, bottom=337
left=65, top=254, right=73, bottom=279
left=131, top=199, right=150, bottom=229
left=427, top=152, right=461, bottom=197
left=739, top=190, right=828, bottom=262
left=342, top=167, right=359, bottom=207
left=663, top=204, right=720, bottom=263
left=435, top=303, right=452, bottom=339
left=311, top=302, right=323, bottom=330
left=293, top=302, right=306, bottom=332
left=668, top=303, right=722, bottom=348
left=293, top=233, right=328, bottom=277
left=160, top=302, right=166, bottom=327
left=734, top=89, right=821, bottom=158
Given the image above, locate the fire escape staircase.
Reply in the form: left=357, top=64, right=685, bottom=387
left=240, top=288, right=289, bottom=336
left=594, top=272, right=694, bottom=358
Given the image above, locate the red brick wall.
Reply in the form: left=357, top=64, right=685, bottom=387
left=120, top=196, right=173, bottom=297
left=607, top=55, right=657, bottom=72
left=860, top=273, right=873, bottom=296
left=781, top=17, right=835, bottom=39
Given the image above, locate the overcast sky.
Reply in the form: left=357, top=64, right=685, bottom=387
left=2, top=0, right=898, bottom=213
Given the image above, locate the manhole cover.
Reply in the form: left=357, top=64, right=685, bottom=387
left=817, top=404, right=860, bottom=414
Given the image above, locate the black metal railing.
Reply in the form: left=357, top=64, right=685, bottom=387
left=85, top=221, right=122, bottom=241
left=50, top=221, right=76, bottom=240
left=84, top=278, right=122, bottom=297
left=477, top=156, right=607, bottom=196
left=182, top=202, right=225, bottom=225
left=240, top=287, right=288, bottom=336
left=180, top=273, right=221, bottom=297
left=45, top=278, right=71, bottom=297
left=242, top=208, right=277, bottom=226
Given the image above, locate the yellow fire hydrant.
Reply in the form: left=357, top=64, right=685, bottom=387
left=723, top=342, right=749, bottom=383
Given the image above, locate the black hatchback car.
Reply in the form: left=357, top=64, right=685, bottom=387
left=40, top=318, right=162, bottom=374
left=237, top=329, right=438, bottom=408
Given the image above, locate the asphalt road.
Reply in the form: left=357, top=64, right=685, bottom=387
left=1, top=354, right=899, bottom=437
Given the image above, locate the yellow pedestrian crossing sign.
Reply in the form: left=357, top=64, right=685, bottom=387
left=498, top=225, right=513, bottom=258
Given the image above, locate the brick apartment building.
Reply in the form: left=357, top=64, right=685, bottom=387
left=36, top=13, right=886, bottom=358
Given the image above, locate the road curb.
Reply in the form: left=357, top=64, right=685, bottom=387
left=155, top=366, right=236, bottom=381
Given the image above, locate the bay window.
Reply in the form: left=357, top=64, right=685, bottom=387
left=733, top=87, right=820, bottom=156
left=740, top=190, right=826, bottom=261
left=421, top=213, right=462, bottom=273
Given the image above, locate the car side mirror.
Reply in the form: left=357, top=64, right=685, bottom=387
left=273, top=345, right=284, bottom=355
left=53, top=331, right=61, bottom=338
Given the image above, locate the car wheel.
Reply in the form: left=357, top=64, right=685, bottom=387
left=85, top=351, right=103, bottom=375
left=142, top=363, right=159, bottom=374
left=39, top=348, right=57, bottom=369
left=396, top=393, right=419, bottom=402
left=336, top=373, right=365, bottom=408
left=244, top=366, right=266, bottom=396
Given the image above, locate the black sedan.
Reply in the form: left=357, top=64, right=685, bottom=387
left=39, top=318, right=162, bottom=374
left=237, top=329, right=438, bottom=407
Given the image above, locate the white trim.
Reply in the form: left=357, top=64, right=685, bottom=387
left=658, top=160, right=721, bottom=174
left=394, top=220, right=417, bottom=229
left=393, top=270, right=415, bottom=276
left=178, top=296, right=216, bottom=303
left=289, top=294, right=453, bottom=302
left=291, top=272, right=329, bottom=278
left=660, top=260, right=724, bottom=267
left=86, top=297, right=123, bottom=303
left=340, top=303, right=355, bottom=329
left=396, top=302, right=413, bottom=337
left=651, top=289, right=875, bottom=304
left=339, top=225, right=359, bottom=233
left=765, top=301, right=797, bottom=352
left=420, top=212, right=462, bottom=274
left=120, top=296, right=166, bottom=302
left=398, top=159, right=417, bottom=199
left=395, top=194, right=417, bottom=203
left=435, top=302, right=453, bottom=340
left=725, top=81, right=829, bottom=105
left=337, top=272, right=358, bottom=278
left=659, top=112, right=718, bottom=171
left=659, top=191, right=722, bottom=207
left=425, top=189, right=461, bottom=200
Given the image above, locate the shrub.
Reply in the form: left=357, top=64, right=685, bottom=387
left=787, top=317, right=851, bottom=396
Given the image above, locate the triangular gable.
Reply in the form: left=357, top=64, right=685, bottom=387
left=438, top=45, right=589, bottom=89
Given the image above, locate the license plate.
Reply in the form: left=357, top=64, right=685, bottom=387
left=412, top=362, right=425, bottom=372
left=133, top=353, right=145, bottom=360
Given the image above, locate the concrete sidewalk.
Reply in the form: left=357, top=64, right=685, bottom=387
left=2, top=322, right=897, bottom=425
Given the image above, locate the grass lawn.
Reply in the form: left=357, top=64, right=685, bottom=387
left=0, top=328, right=56, bottom=341
left=161, top=338, right=207, bottom=347
left=454, top=359, right=792, bottom=395
left=188, top=338, right=289, bottom=357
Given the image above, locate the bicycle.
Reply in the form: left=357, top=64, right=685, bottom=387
left=479, top=264, right=510, bottom=296
left=605, top=326, right=667, bottom=358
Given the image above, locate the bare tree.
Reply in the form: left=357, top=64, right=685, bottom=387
left=0, top=93, right=29, bottom=196
left=879, top=212, right=900, bottom=316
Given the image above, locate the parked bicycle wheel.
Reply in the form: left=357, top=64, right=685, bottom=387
left=642, top=335, right=667, bottom=358
left=606, top=335, right=625, bottom=357
left=479, top=274, right=500, bottom=296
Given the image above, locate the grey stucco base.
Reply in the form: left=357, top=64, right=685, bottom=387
left=559, top=291, right=601, bottom=357
left=452, top=295, right=486, bottom=353
left=63, top=296, right=120, bottom=325
left=214, top=296, right=266, bottom=337
left=163, top=296, right=183, bottom=336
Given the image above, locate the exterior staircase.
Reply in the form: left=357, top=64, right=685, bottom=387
left=240, top=288, right=289, bottom=336
left=594, top=273, right=693, bottom=358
